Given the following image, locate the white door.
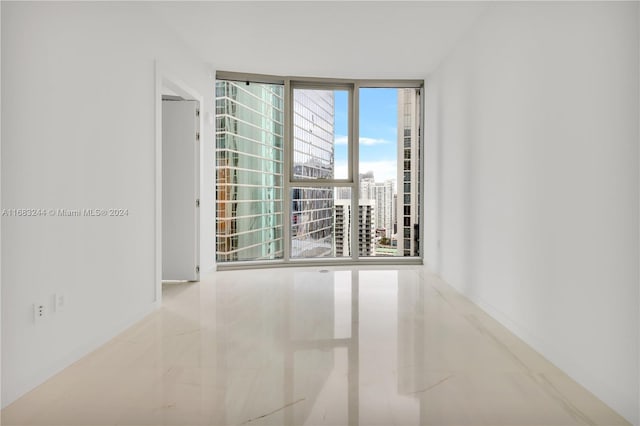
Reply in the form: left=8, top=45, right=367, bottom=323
left=162, top=99, right=200, bottom=281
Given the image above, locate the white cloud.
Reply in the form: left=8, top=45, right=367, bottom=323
left=334, top=135, right=391, bottom=146
left=361, top=137, right=390, bottom=146
left=335, top=164, right=348, bottom=180
left=335, top=135, right=349, bottom=145
left=333, top=161, right=398, bottom=189
left=359, top=161, right=398, bottom=185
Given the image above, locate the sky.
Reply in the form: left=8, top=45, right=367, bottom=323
left=334, top=88, right=398, bottom=184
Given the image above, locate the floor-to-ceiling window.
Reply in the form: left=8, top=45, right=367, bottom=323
left=215, top=73, right=422, bottom=265
left=290, top=88, right=347, bottom=258
left=215, top=80, right=284, bottom=262
left=357, top=87, right=421, bottom=257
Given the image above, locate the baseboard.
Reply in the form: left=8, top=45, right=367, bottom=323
left=436, top=272, right=638, bottom=425
left=1, top=302, right=158, bottom=409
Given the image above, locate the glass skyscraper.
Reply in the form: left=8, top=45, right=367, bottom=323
left=291, top=89, right=336, bottom=258
left=216, top=82, right=420, bottom=262
left=216, top=83, right=337, bottom=261
left=397, top=88, right=421, bottom=257
left=215, top=81, right=284, bottom=262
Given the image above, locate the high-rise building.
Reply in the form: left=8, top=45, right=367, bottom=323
left=334, top=201, right=348, bottom=257
left=215, top=80, right=284, bottom=262
left=358, top=171, right=375, bottom=201
left=392, top=193, right=398, bottom=234
left=217, top=83, right=338, bottom=261
left=336, top=187, right=351, bottom=201
left=371, top=180, right=394, bottom=237
left=343, top=172, right=393, bottom=252
left=359, top=177, right=373, bottom=200
left=397, top=88, right=421, bottom=257
left=334, top=199, right=374, bottom=256
left=291, top=89, right=336, bottom=258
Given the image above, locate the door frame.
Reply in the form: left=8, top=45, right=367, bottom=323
left=154, top=61, right=203, bottom=306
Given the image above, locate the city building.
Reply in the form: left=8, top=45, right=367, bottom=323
left=371, top=179, right=394, bottom=238
left=397, top=88, right=421, bottom=257
left=345, top=172, right=395, bottom=254
left=215, top=80, right=284, bottom=262
left=359, top=171, right=375, bottom=201
left=216, top=85, right=337, bottom=260
left=336, top=186, right=351, bottom=200
left=291, top=89, right=336, bottom=258
left=392, top=193, right=398, bottom=235
left=334, top=199, right=375, bottom=257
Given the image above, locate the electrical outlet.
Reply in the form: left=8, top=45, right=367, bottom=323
left=33, top=303, right=46, bottom=323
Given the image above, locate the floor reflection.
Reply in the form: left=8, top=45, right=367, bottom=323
left=213, top=269, right=428, bottom=426
left=0, top=267, right=630, bottom=426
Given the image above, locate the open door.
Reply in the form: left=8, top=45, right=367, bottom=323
left=162, top=98, right=200, bottom=281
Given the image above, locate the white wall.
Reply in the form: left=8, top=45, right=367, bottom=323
left=154, top=2, right=487, bottom=81
left=3, top=0, right=638, bottom=420
left=0, top=0, right=3, bottom=410
left=1, top=2, right=214, bottom=407
left=425, top=2, right=639, bottom=423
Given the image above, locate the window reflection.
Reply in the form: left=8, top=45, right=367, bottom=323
left=213, top=270, right=428, bottom=425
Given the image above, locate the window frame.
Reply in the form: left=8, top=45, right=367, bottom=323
left=289, top=81, right=354, bottom=185
left=216, top=71, right=424, bottom=270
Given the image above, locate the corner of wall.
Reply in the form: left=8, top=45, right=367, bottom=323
left=430, top=2, right=639, bottom=423
left=637, top=3, right=640, bottom=425
left=0, top=0, right=3, bottom=412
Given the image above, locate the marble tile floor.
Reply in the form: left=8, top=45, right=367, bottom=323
left=1, top=266, right=630, bottom=426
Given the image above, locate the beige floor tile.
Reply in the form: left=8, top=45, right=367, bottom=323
left=1, top=267, right=630, bottom=426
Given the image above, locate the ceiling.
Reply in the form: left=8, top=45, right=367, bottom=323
left=152, top=2, right=489, bottom=79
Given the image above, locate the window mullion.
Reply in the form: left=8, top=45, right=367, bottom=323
left=351, top=83, right=359, bottom=262
left=283, top=78, right=292, bottom=262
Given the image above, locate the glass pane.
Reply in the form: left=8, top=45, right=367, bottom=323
left=398, top=88, right=421, bottom=257
left=334, top=188, right=373, bottom=257
left=358, top=88, right=421, bottom=257
left=291, top=187, right=353, bottom=258
left=215, top=80, right=284, bottom=262
left=293, top=88, right=348, bottom=180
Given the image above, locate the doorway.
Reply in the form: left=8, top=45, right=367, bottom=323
left=154, top=65, right=204, bottom=304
